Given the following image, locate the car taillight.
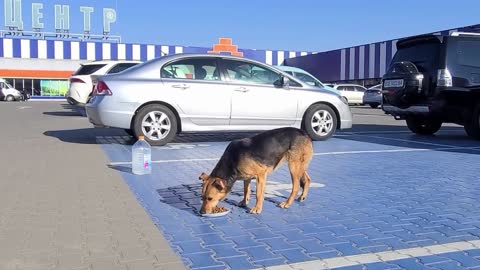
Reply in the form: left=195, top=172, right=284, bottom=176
left=70, top=78, right=85, bottom=83
left=437, top=69, right=452, bottom=87
left=93, top=81, right=112, bottom=96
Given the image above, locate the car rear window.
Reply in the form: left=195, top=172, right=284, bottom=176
left=455, top=40, right=480, bottom=68
left=74, top=64, right=106, bottom=75
left=390, top=43, right=440, bottom=74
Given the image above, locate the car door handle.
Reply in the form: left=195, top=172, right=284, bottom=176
left=234, top=87, right=249, bottom=93
left=171, top=84, right=190, bottom=89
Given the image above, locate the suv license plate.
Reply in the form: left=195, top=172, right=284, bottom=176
left=383, top=79, right=404, bottom=88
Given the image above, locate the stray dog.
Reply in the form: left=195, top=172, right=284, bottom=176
left=199, top=127, right=313, bottom=214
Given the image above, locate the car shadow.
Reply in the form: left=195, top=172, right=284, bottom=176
left=339, top=124, right=480, bottom=155
left=43, top=111, right=85, bottom=117
left=44, top=103, right=87, bottom=117
left=43, top=128, right=132, bottom=145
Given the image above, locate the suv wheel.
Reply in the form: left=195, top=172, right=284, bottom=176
left=370, top=104, right=379, bottom=109
left=406, top=117, right=442, bottom=135
left=464, top=103, right=480, bottom=140
left=132, top=104, right=178, bottom=146
left=302, top=104, right=337, bottom=141
left=5, top=95, right=14, bottom=102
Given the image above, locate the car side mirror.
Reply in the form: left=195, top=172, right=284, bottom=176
left=274, top=76, right=290, bottom=89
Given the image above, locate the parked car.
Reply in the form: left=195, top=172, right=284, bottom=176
left=363, top=84, right=383, bottom=108
left=67, top=60, right=142, bottom=105
left=86, top=53, right=353, bottom=146
left=382, top=31, right=480, bottom=139
left=0, top=78, right=27, bottom=101
left=275, top=65, right=342, bottom=96
left=328, top=84, right=367, bottom=105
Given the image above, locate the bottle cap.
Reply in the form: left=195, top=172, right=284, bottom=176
left=138, top=135, right=145, bottom=140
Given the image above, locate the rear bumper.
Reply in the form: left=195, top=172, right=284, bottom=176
left=363, top=94, right=382, bottom=104
left=382, top=105, right=430, bottom=114
left=85, top=96, right=135, bottom=129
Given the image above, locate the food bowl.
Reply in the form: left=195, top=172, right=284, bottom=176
left=201, top=206, right=231, bottom=217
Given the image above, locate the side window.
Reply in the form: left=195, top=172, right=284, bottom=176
left=355, top=86, right=366, bottom=92
left=107, top=63, right=139, bottom=74
left=161, top=58, right=220, bottom=81
left=223, top=60, right=281, bottom=85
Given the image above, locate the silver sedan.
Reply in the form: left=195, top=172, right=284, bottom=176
left=86, top=53, right=353, bottom=146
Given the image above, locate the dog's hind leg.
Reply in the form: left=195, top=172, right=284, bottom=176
left=280, top=137, right=313, bottom=208
left=279, top=160, right=302, bottom=209
left=298, top=171, right=311, bottom=202
left=239, top=179, right=251, bottom=207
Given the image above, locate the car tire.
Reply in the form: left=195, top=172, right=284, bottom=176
left=132, top=104, right=178, bottom=146
left=5, top=95, right=14, bottom=102
left=370, top=104, right=379, bottom=109
left=302, top=104, right=337, bottom=141
left=406, top=117, right=442, bottom=135
left=464, top=102, right=480, bottom=140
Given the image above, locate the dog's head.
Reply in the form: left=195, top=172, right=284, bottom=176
left=199, top=172, right=229, bottom=214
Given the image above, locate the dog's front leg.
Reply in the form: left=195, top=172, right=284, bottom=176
left=239, top=179, right=251, bottom=207
left=250, top=175, right=265, bottom=214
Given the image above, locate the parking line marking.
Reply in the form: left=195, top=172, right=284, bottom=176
left=256, top=240, right=480, bottom=270
left=356, top=134, right=461, bottom=148
left=107, top=146, right=480, bottom=165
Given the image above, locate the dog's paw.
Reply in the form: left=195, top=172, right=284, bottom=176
left=278, top=201, right=291, bottom=208
left=298, top=195, right=307, bottom=202
left=238, top=199, right=249, bottom=208
left=249, top=206, right=262, bottom=214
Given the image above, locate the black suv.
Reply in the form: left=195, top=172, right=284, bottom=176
left=381, top=32, right=480, bottom=139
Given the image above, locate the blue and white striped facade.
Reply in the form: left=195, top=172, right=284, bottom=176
left=0, top=37, right=312, bottom=66
left=284, top=24, right=480, bottom=83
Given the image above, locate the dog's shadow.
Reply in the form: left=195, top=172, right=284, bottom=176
left=156, top=182, right=288, bottom=216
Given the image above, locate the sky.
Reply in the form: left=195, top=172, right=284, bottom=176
left=3, top=0, right=480, bottom=52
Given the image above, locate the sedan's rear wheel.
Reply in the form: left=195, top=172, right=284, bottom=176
left=133, top=104, right=177, bottom=146
left=303, top=104, right=337, bottom=141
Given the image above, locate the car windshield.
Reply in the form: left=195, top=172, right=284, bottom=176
left=74, top=64, right=107, bottom=75
left=294, top=72, right=324, bottom=87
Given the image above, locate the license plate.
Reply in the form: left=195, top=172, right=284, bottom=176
left=383, top=79, right=404, bottom=88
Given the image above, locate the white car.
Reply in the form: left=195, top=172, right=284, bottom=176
left=0, top=78, right=25, bottom=101
left=67, top=60, right=141, bottom=105
left=328, top=84, right=367, bottom=105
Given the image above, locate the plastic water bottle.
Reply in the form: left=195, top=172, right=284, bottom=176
left=132, top=135, right=152, bottom=175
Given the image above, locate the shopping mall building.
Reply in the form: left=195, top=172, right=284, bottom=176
left=1, top=1, right=479, bottom=98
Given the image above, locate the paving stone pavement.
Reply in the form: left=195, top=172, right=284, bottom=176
left=3, top=101, right=480, bottom=270
left=0, top=102, right=186, bottom=270
left=101, top=123, right=480, bottom=269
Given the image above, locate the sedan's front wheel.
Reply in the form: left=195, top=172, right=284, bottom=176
left=302, top=104, right=337, bottom=141
left=132, top=104, right=178, bottom=146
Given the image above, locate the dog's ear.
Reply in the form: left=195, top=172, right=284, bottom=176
left=213, top=178, right=227, bottom=191
left=199, top=172, right=209, bottom=182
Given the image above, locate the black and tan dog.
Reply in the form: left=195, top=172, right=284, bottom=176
left=199, top=127, right=313, bottom=214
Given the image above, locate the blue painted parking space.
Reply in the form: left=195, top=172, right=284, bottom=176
left=100, top=130, right=480, bottom=269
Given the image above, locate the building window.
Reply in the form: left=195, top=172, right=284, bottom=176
left=40, top=80, right=69, bottom=96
